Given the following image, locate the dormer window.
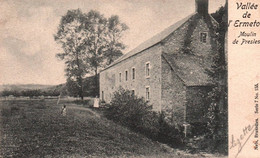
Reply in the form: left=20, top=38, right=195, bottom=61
left=200, top=32, right=207, bottom=43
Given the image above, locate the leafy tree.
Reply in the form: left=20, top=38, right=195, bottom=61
left=55, top=9, right=88, bottom=100
left=66, top=78, right=81, bottom=97
left=104, top=15, right=128, bottom=65
left=55, top=9, right=128, bottom=98
left=1, top=89, right=12, bottom=97
left=83, top=74, right=99, bottom=97
left=206, top=3, right=228, bottom=154
left=1, top=89, right=20, bottom=97
left=83, top=11, right=128, bottom=96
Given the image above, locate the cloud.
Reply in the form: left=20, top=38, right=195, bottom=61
left=0, top=1, right=65, bottom=84
left=2, top=5, right=59, bottom=56
left=0, top=0, right=226, bottom=85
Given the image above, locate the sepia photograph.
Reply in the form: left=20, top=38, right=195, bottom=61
left=0, top=0, right=228, bottom=157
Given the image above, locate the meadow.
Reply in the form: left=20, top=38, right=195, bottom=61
left=0, top=99, right=199, bottom=158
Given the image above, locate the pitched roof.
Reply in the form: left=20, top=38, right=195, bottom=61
left=162, top=53, right=214, bottom=86
left=101, top=13, right=196, bottom=71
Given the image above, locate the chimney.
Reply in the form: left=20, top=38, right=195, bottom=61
left=195, top=0, right=208, bottom=16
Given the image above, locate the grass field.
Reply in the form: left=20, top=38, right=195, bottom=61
left=0, top=99, right=203, bottom=158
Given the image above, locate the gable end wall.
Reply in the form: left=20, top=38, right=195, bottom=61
left=162, top=14, right=218, bottom=59
left=160, top=14, right=218, bottom=125
left=161, top=57, right=186, bottom=125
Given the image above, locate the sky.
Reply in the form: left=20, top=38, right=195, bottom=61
left=0, top=0, right=226, bottom=85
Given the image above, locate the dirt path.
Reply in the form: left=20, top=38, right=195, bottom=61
left=65, top=104, right=101, bottom=118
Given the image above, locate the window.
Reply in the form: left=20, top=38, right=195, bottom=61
left=102, top=91, right=104, bottom=101
left=131, top=89, right=135, bottom=95
left=125, top=70, right=128, bottom=81
left=200, top=32, right=207, bottom=43
left=145, top=62, right=150, bottom=77
left=132, top=67, right=135, bottom=80
left=119, top=73, right=121, bottom=82
left=145, top=87, right=150, bottom=101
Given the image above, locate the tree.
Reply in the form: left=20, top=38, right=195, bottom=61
left=55, top=9, right=88, bottom=100
left=83, top=74, right=99, bottom=97
left=55, top=9, right=128, bottom=98
left=1, top=89, right=12, bottom=97
left=206, top=3, right=228, bottom=153
left=83, top=11, right=128, bottom=96
left=104, top=15, right=128, bottom=65
left=66, top=78, right=81, bottom=97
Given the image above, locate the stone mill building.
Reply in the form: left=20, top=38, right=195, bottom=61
left=99, top=0, right=219, bottom=129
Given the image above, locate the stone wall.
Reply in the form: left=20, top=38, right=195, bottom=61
left=185, top=86, right=212, bottom=124
left=160, top=13, right=218, bottom=125
left=100, top=12, right=218, bottom=125
left=162, top=14, right=218, bottom=60
left=100, top=44, right=162, bottom=111
left=189, top=15, right=218, bottom=69
left=161, top=16, right=190, bottom=54
left=161, top=57, right=186, bottom=125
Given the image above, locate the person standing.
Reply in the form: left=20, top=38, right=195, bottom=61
left=61, top=105, right=66, bottom=116
left=93, top=96, right=99, bottom=108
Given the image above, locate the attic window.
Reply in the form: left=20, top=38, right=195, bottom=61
left=200, top=32, right=207, bottom=43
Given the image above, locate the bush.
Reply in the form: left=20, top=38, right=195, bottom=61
left=204, top=87, right=228, bottom=154
left=72, top=99, right=93, bottom=107
left=105, top=87, right=184, bottom=147
left=156, top=112, right=184, bottom=145
left=105, top=87, right=152, bottom=129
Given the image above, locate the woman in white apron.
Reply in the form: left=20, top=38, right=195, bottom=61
left=93, top=96, right=99, bottom=108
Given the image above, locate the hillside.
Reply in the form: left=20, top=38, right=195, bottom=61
left=0, top=99, right=200, bottom=157
left=0, top=84, right=53, bottom=92
left=0, top=84, right=67, bottom=92
left=0, top=75, right=96, bottom=97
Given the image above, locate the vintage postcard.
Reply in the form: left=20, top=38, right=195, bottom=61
left=229, top=0, right=260, bottom=157
left=0, top=0, right=258, bottom=157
